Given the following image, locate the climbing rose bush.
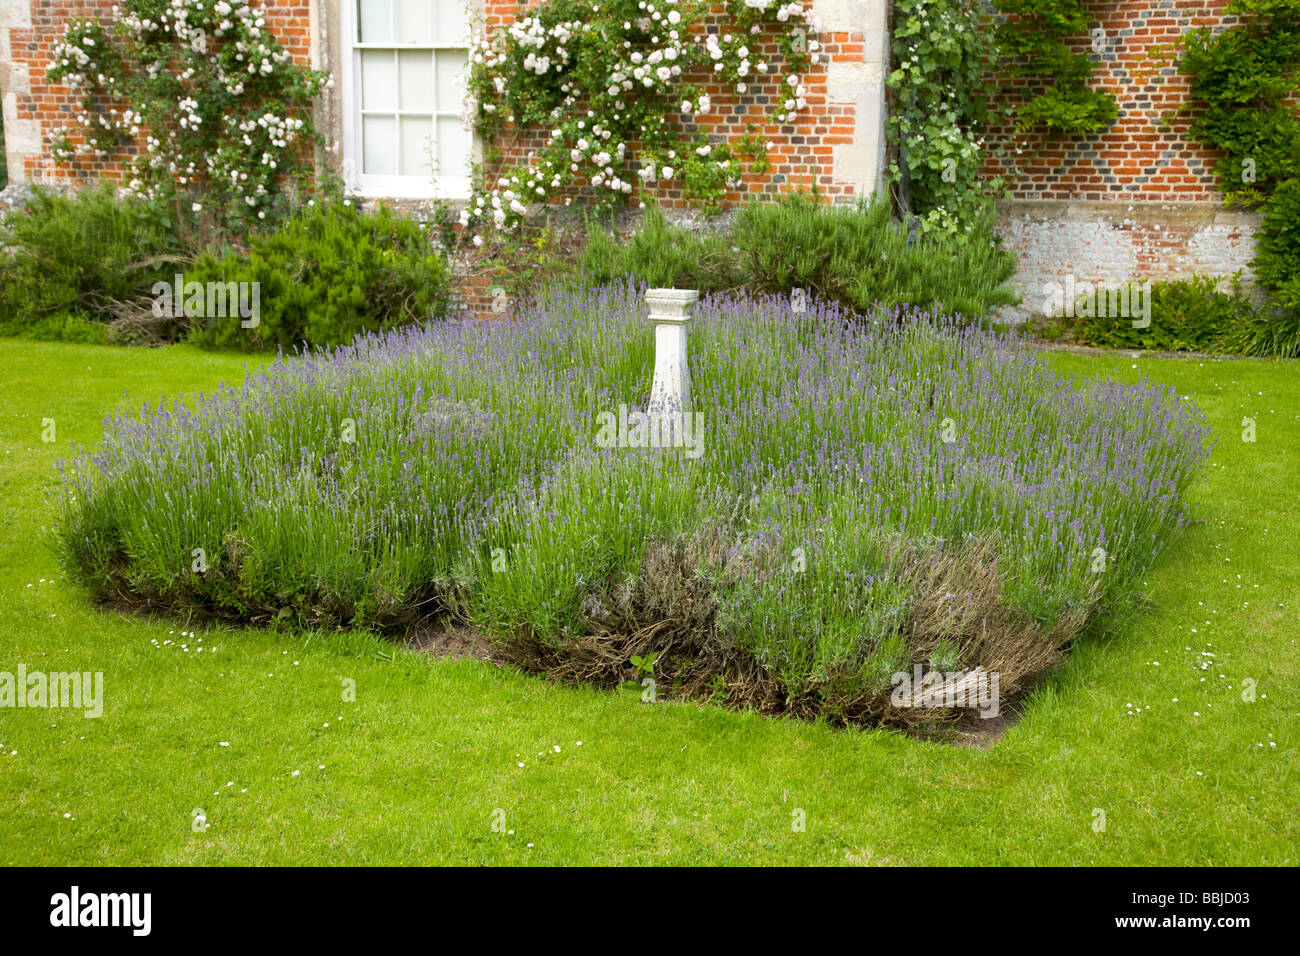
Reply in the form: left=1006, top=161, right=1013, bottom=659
left=464, top=0, right=823, bottom=231
left=47, top=0, right=330, bottom=232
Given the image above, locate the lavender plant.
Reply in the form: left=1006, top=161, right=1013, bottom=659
left=55, top=282, right=1211, bottom=727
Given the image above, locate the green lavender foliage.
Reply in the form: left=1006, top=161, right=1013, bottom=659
left=54, top=283, right=1212, bottom=717
left=574, top=209, right=741, bottom=292
left=571, top=195, right=1019, bottom=319
left=729, top=194, right=1018, bottom=319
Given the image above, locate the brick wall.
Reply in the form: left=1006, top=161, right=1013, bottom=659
left=1, top=0, right=108, bottom=186
left=986, top=1, right=1232, bottom=203
left=476, top=0, right=886, bottom=213
left=984, top=1, right=1261, bottom=321
left=2, top=1, right=887, bottom=198
left=0, top=0, right=1275, bottom=323
left=0, top=0, right=315, bottom=185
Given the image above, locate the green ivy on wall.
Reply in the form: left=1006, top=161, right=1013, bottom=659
left=993, top=0, right=1117, bottom=136
left=1181, top=0, right=1300, bottom=355
left=886, top=0, right=1119, bottom=236
left=1181, top=0, right=1300, bottom=204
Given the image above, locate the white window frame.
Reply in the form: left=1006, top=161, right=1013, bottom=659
left=339, top=0, right=475, bottom=200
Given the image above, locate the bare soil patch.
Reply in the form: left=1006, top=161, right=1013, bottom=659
left=404, top=619, right=493, bottom=660
left=946, top=696, right=1026, bottom=749
left=401, top=616, right=1035, bottom=747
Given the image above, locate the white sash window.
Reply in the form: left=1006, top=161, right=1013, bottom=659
left=341, top=0, right=473, bottom=199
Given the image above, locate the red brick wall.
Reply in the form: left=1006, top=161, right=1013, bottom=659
left=8, top=2, right=1260, bottom=207
left=7, top=1, right=113, bottom=184
left=5, top=0, right=313, bottom=184
left=7, top=1, right=869, bottom=203
left=985, top=0, right=1235, bottom=203
left=479, top=2, right=865, bottom=206
left=979, top=1, right=1277, bottom=321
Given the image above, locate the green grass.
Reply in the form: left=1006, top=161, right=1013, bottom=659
left=0, top=338, right=1295, bottom=864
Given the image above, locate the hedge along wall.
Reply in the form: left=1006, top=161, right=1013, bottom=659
left=983, top=0, right=1264, bottom=322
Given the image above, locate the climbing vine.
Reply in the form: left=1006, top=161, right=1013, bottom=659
left=886, top=0, right=1004, bottom=236
left=462, top=0, right=822, bottom=232
left=993, top=0, right=1117, bottom=136
left=1181, top=0, right=1300, bottom=205
left=47, top=0, right=329, bottom=234
left=886, top=0, right=1119, bottom=235
left=1181, top=0, right=1300, bottom=353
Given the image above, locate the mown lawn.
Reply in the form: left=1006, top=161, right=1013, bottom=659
left=0, top=337, right=1295, bottom=865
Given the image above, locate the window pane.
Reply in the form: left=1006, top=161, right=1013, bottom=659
left=398, top=50, right=434, bottom=111
left=357, top=0, right=391, bottom=42
left=437, top=115, right=471, bottom=179
left=393, top=0, right=432, bottom=43
left=434, top=0, right=468, bottom=44
left=363, top=115, right=397, bottom=175
left=435, top=50, right=466, bottom=113
left=400, top=116, right=434, bottom=175
left=360, top=50, right=397, bottom=111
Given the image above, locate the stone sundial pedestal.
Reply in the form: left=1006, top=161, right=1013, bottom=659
left=645, top=288, right=699, bottom=416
